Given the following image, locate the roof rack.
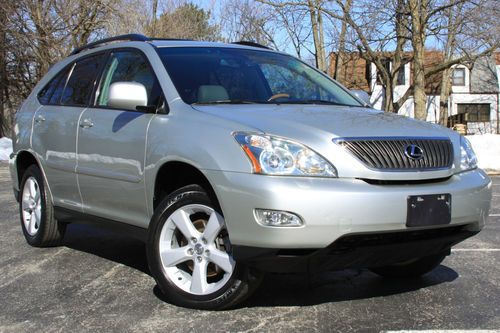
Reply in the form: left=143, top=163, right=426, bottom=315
left=70, top=35, right=272, bottom=56
left=151, top=37, right=194, bottom=42
left=232, top=41, right=271, bottom=50
left=70, top=34, right=149, bottom=55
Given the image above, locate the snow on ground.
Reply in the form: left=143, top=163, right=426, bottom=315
left=466, top=134, right=500, bottom=174
left=0, top=137, right=13, bottom=161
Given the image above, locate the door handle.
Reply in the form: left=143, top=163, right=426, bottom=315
left=79, top=118, right=94, bottom=128
left=34, top=115, right=45, bottom=123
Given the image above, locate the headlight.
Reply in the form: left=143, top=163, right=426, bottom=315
left=459, top=136, right=477, bottom=171
left=233, top=132, right=337, bottom=177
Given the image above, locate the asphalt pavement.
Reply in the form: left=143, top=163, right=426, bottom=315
left=1, top=162, right=499, bottom=333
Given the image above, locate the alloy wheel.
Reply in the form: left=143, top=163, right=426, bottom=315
left=158, top=204, right=235, bottom=296
left=21, top=177, right=42, bottom=236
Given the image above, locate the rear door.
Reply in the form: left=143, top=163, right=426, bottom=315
left=32, top=53, right=106, bottom=210
left=76, top=49, right=163, bottom=226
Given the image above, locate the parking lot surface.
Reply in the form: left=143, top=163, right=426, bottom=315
left=1, top=162, right=499, bottom=332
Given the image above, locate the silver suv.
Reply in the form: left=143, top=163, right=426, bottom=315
left=9, top=34, right=492, bottom=309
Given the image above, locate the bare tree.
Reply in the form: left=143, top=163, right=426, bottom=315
left=0, top=1, right=9, bottom=137
left=332, top=0, right=352, bottom=83
left=0, top=0, right=121, bottom=136
left=220, top=0, right=279, bottom=47
left=405, top=0, right=498, bottom=120
left=326, top=0, right=498, bottom=119
left=258, top=0, right=330, bottom=71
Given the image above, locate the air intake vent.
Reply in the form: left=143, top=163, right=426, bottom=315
left=334, top=137, right=453, bottom=171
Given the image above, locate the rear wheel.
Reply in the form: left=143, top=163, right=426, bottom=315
left=147, top=185, right=262, bottom=310
left=369, top=252, right=447, bottom=278
left=19, top=165, right=66, bottom=246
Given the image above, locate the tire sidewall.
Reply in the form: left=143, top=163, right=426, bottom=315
left=147, top=186, right=248, bottom=309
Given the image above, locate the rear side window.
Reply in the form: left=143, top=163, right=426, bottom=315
left=96, top=50, right=162, bottom=110
left=60, top=54, right=105, bottom=107
left=38, top=67, right=70, bottom=105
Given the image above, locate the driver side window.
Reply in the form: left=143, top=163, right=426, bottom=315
left=96, top=50, right=162, bottom=110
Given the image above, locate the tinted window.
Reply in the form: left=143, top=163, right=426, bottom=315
left=61, top=54, right=105, bottom=106
left=96, top=50, right=162, bottom=110
left=49, top=66, right=72, bottom=105
left=38, top=67, right=70, bottom=105
left=158, top=47, right=362, bottom=107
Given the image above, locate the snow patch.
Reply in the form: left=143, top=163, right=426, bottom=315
left=466, top=134, right=500, bottom=174
left=0, top=137, right=13, bottom=161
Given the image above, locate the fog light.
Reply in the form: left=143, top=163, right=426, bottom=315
left=254, top=209, right=303, bottom=227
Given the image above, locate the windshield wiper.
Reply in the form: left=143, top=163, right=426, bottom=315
left=193, top=99, right=262, bottom=105
left=277, top=99, right=353, bottom=106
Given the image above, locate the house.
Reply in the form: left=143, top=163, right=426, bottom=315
left=329, top=51, right=500, bottom=134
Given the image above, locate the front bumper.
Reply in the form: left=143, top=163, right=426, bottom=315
left=232, top=225, right=477, bottom=272
left=204, top=168, right=492, bottom=249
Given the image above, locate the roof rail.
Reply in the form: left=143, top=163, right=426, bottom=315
left=70, top=34, right=150, bottom=55
left=232, top=41, right=271, bottom=50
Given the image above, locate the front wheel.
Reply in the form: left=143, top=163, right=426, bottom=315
left=369, top=252, right=447, bottom=278
left=147, top=185, right=262, bottom=310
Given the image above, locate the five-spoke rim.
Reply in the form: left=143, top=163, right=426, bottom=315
left=21, top=177, right=42, bottom=236
left=159, top=204, right=235, bottom=296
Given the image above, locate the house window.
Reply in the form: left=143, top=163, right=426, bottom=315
left=457, top=104, right=490, bottom=122
left=376, top=60, right=391, bottom=85
left=396, top=66, right=405, bottom=85
left=452, top=68, right=465, bottom=86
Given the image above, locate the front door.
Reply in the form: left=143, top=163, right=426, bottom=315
left=76, top=49, right=163, bottom=226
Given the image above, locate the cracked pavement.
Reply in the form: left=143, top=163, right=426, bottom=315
left=1, top=162, right=499, bottom=332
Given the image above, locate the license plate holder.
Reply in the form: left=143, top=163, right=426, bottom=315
left=406, top=194, right=451, bottom=227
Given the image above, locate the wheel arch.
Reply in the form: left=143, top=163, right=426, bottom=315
left=14, top=150, right=54, bottom=204
left=152, top=161, right=222, bottom=213
left=16, top=150, right=41, bottom=187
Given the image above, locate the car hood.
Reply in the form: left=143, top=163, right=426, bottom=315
left=191, top=104, right=455, bottom=139
left=191, top=104, right=461, bottom=180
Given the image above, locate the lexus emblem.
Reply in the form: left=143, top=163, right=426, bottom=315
left=404, top=144, right=424, bottom=160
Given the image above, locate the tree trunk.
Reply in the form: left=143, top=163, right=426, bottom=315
left=0, top=4, right=7, bottom=138
left=307, top=0, right=325, bottom=71
left=383, top=79, right=395, bottom=113
left=438, top=66, right=452, bottom=126
left=334, top=0, right=352, bottom=83
left=317, top=1, right=326, bottom=72
left=439, top=5, right=459, bottom=127
left=152, top=0, right=158, bottom=37
left=409, top=0, right=428, bottom=120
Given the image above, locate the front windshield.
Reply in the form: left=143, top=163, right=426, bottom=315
left=157, top=47, right=363, bottom=107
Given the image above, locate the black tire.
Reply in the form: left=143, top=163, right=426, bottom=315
left=19, top=165, right=66, bottom=247
left=147, top=185, right=263, bottom=310
left=369, top=252, right=447, bottom=278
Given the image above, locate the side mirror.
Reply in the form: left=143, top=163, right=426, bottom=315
left=108, top=82, right=148, bottom=111
left=350, top=89, right=371, bottom=106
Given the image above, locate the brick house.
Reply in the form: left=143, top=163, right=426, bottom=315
left=329, top=51, right=500, bottom=134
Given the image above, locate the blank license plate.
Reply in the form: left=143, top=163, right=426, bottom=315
left=406, top=194, right=451, bottom=227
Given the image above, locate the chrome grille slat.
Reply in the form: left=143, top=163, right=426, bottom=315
left=334, top=137, right=453, bottom=171
left=427, top=139, right=437, bottom=167
left=374, top=140, right=394, bottom=168
left=386, top=140, right=403, bottom=168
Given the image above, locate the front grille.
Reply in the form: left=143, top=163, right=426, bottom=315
left=334, top=137, right=453, bottom=170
